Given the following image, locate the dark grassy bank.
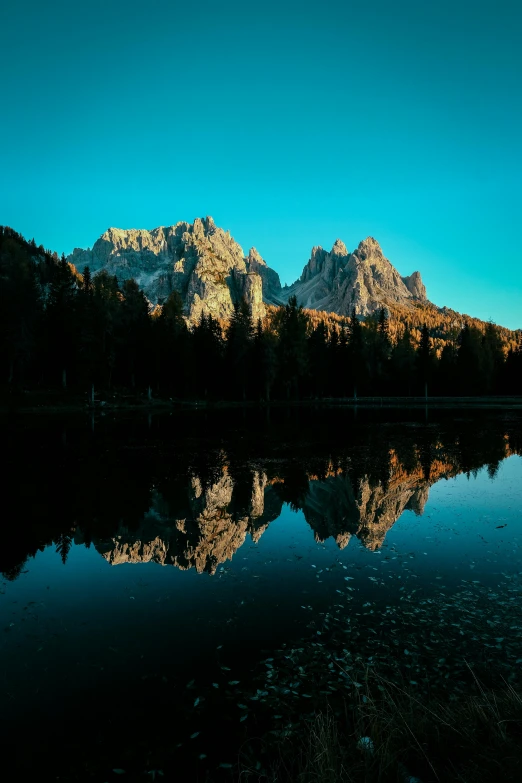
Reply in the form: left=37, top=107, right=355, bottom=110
left=240, top=673, right=522, bottom=783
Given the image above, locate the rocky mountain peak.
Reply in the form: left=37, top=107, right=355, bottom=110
left=68, top=218, right=429, bottom=322
left=68, top=217, right=274, bottom=323
left=331, top=238, right=348, bottom=256
left=402, top=270, right=427, bottom=300
left=247, top=247, right=265, bottom=265
left=283, top=235, right=429, bottom=316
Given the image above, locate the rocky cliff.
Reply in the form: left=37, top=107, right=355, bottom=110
left=68, top=218, right=427, bottom=322
left=68, top=216, right=281, bottom=322
left=282, top=236, right=427, bottom=316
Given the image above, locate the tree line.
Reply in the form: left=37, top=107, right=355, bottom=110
left=1, top=225, right=521, bottom=400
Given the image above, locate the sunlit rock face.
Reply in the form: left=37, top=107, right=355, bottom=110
left=246, top=247, right=284, bottom=306
left=69, top=219, right=426, bottom=321
left=282, top=237, right=427, bottom=316
left=68, top=217, right=280, bottom=323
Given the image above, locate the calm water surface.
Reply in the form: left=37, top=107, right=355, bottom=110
left=1, top=409, right=521, bottom=779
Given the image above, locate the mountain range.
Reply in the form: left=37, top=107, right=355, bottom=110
left=68, top=216, right=429, bottom=322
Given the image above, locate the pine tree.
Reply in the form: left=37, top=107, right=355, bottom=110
left=308, top=320, right=329, bottom=398
left=457, top=324, right=483, bottom=395
left=416, top=324, right=436, bottom=398
left=373, top=307, right=391, bottom=393
left=0, top=233, right=42, bottom=385
left=226, top=300, right=253, bottom=400
left=92, top=270, right=121, bottom=387
left=118, top=279, right=151, bottom=389
left=191, top=313, right=223, bottom=399
left=437, top=343, right=458, bottom=395
left=348, top=308, right=365, bottom=398
left=45, top=254, right=78, bottom=388
left=252, top=320, right=277, bottom=402
left=154, top=290, right=189, bottom=395
left=390, top=326, right=416, bottom=395
left=482, top=321, right=504, bottom=394
left=276, top=296, right=309, bottom=399
left=327, top=326, right=340, bottom=397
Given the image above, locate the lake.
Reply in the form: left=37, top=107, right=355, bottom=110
left=1, top=408, right=521, bottom=780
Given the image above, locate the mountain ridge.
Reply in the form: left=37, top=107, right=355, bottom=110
left=67, top=216, right=431, bottom=323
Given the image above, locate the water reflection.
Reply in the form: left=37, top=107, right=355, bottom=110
left=2, top=410, right=519, bottom=580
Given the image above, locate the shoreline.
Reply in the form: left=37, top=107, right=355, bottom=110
left=1, top=394, right=522, bottom=415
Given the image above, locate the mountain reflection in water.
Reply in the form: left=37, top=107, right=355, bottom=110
left=2, top=409, right=520, bottom=581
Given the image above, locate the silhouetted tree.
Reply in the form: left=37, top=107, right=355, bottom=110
left=252, top=320, right=277, bottom=402
left=416, top=324, right=436, bottom=397
left=118, top=279, right=151, bottom=388
left=277, top=296, right=309, bottom=399
left=226, top=300, right=253, bottom=400
left=45, top=255, right=78, bottom=388
left=192, top=313, right=223, bottom=398
left=348, top=308, right=365, bottom=398
left=308, top=321, right=329, bottom=398
left=154, top=290, right=189, bottom=395
left=0, top=233, right=42, bottom=384
left=390, top=326, right=416, bottom=395
left=456, top=324, right=483, bottom=395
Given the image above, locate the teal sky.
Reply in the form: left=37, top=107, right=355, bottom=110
left=1, top=0, right=521, bottom=328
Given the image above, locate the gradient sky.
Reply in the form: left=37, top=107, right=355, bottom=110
left=1, top=0, right=521, bottom=328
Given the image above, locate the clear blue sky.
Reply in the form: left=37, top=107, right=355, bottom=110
left=1, top=0, right=521, bottom=328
